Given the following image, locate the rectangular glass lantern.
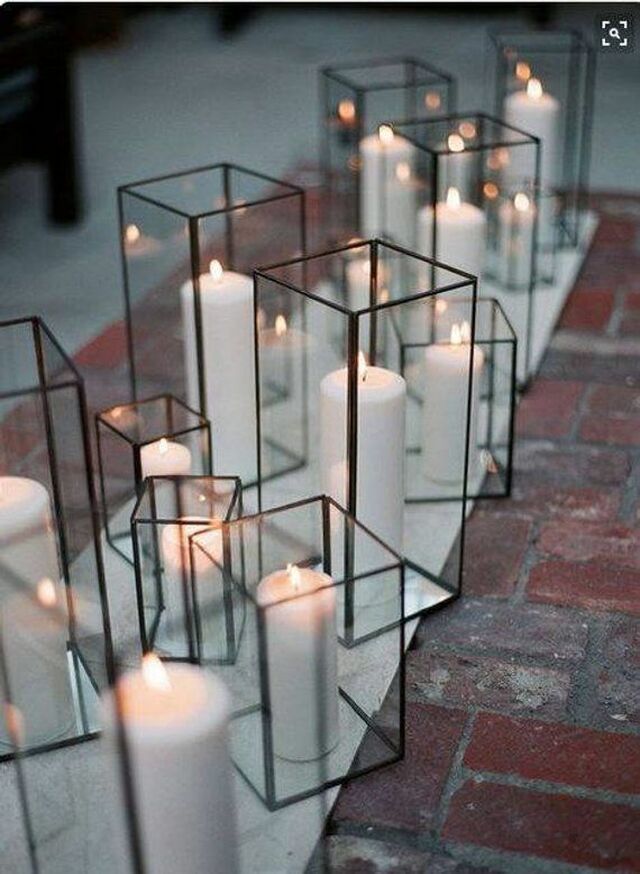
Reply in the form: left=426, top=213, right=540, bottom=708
left=0, top=317, right=113, bottom=760
left=391, top=113, right=540, bottom=385
left=401, top=297, right=517, bottom=500
left=191, top=495, right=405, bottom=809
left=131, top=475, right=243, bottom=664
left=486, top=29, right=595, bottom=249
left=320, top=57, right=456, bottom=246
left=96, top=393, right=212, bottom=564
left=119, top=163, right=306, bottom=488
left=254, top=240, right=478, bottom=629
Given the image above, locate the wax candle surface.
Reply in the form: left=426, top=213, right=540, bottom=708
left=0, top=477, right=74, bottom=747
left=417, top=187, right=487, bottom=280
left=320, top=358, right=406, bottom=574
left=360, top=125, right=415, bottom=247
left=140, top=438, right=192, bottom=480
left=423, top=324, right=485, bottom=483
left=181, top=260, right=256, bottom=483
left=257, top=565, right=339, bottom=762
left=504, top=77, right=560, bottom=191
left=103, top=659, right=238, bottom=874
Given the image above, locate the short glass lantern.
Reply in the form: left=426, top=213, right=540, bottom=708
left=191, top=495, right=405, bottom=809
left=485, top=29, right=595, bottom=250
left=95, top=393, right=212, bottom=564
left=320, top=57, right=456, bottom=246
left=119, top=163, right=306, bottom=488
left=0, top=317, right=113, bottom=759
left=390, top=113, right=540, bottom=385
left=131, top=475, right=243, bottom=664
left=254, top=240, right=479, bottom=632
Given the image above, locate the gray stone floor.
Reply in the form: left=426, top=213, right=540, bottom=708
left=0, top=5, right=638, bottom=356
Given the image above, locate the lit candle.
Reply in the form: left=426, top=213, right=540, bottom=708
left=498, top=191, right=535, bottom=288
left=180, top=259, right=256, bottom=483
left=320, top=353, right=406, bottom=572
left=256, top=564, right=339, bottom=762
left=360, top=125, right=415, bottom=247
left=140, top=437, right=192, bottom=479
left=417, top=186, right=487, bottom=280
left=442, top=132, right=474, bottom=201
left=423, top=322, right=485, bottom=484
left=0, top=477, right=74, bottom=747
left=504, top=76, right=560, bottom=192
left=102, top=656, right=238, bottom=874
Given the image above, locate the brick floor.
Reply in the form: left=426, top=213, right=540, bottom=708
left=327, top=200, right=640, bottom=871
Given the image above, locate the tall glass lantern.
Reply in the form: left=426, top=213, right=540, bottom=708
left=486, top=29, right=595, bottom=250
left=0, top=317, right=113, bottom=760
left=119, top=163, right=306, bottom=487
left=320, top=57, right=456, bottom=246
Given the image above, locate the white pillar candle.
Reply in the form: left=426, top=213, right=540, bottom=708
left=102, top=656, right=238, bottom=874
left=504, top=77, right=560, bottom=193
left=441, top=133, right=474, bottom=201
left=160, top=518, right=223, bottom=647
left=360, top=125, right=415, bottom=247
left=181, top=259, right=256, bottom=483
left=0, top=477, right=73, bottom=747
left=417, top=187, right=487, bottom=281
left=256, top=564, right=338, bottom=762
left=423, top=322, right=485, bottom=484
left=140, top=438, right=192, bottom=480
left=498, top=191, right=535, bottom=288
left=320, top=355, right=406, bottom=573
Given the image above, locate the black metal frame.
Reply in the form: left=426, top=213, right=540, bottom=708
left=254, top=239, right=480, bottom=633
left=118, top=162, right=307, bottom=490
left=485, top=28, right=595, bottom=249
left=95, top=393, right=213, bottom=565
left=320, top=56, right=457, bottom=244
left=130, top=475, right=243, bottom=665
left=0, top=316, right=114, bottom=764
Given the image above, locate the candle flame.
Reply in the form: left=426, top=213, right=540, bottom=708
left=37, top=578, right=57, bottom=608
left=111, top=406, right=123, bottom=420
left=141, top=653, right=172, bottom=692
left=450, top=323, right=462, bottom=346
left=459, top=121, right=476, bottom=140
left=436, top=299, right=448, bottom=315
left=337, top=98, right=356, bottom=122
left=425, top=91, right=441, bottom=110
left=527, top=77, right=543, bottom=99
left=125, top=224, right=140, bottom=244
left=446, top=187, right=461, bottom=209
left=378, top=124, right=394, bottom=145
left=514, top=192, right=530, bottom=212
left=516, top=61, right=531, bottom=81
left=447, top=133, right=465, bottom=153
left=158, top=437, right=169, bottom=456
left=287, top=563, right=301, bottom=591
left=358, top=350, right=368, bottom=382
left=209, top=259, right=224, bottom=282
left=483, top=182, right=499, bottom=200
left=275, top=314, right=287, bottom=337
left=395, top=161, right=410, bottom=182
left=3, top=703, right=24, bottom=744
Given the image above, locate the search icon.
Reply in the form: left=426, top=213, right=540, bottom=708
left=609, top=26, right=621, bottom=40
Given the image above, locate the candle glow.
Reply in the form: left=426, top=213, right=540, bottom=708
left=275, top=314, right=287, bottom=337
left=378, top=124, right=394, bottom=145
left=125, top=224, right=141, bottom=244
left=36, top=577, right=57, bottom=608
left=446, top=186, right=462, bottom=209
left=209, top=259, right=224, bottom=282
left=395, top=161, right=410, bottom=182
left=516, top=61, right=531, bottom=81
left=358, top=350, right=368, bottom=382
left=337, top=98, right=356, bottom=123
left=514, top=192, right=531, bottom=212
left=425, top=91, right=441, bottom=110
left=141, top=653, right=172, bottom=692
left=447, top=133, right=465, bottom=153
left=527, top=77, right=543, bottom=100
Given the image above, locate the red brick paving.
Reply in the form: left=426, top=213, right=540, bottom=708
left=460, top=511, right=532, bottom=597
left=516, top=378, right=584, bottom=438
left=559, top=289, right=615, bottom=332
left=528, top=560, right=640, bottom=616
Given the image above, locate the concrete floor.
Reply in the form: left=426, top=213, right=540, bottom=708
left=0, top=5, right=638, bottom=354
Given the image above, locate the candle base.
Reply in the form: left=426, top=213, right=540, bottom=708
left=274, top=733, right=340, bottom=764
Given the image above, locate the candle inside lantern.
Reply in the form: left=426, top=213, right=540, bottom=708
left=320, top=352, right=406, bottom=576
left=140, top=437, right=192, bottom=480
left=498, top=191, right=535, bottom=288
left=417, top=186, right=487, bottom=281
left=256, top=564, right=339, bottom=762
left=422, top=322, right=485, bottom=484
left=360, top=125, right=415, bottom=247
left=102, top=656, right=238, bottom=874
left=180, top=259, right=256, bottom=483
left=0, top=477, right=74, bottom=747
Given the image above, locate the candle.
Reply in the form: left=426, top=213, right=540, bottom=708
left=441, top=132, right=474, bottom=201
left=504, top=77, right=560, bottom=193
left=320, top=354, right=406, bottom=573
left=360, top=125, right=415, bottom=247
left=423, top=322, right=485, bottom=484
left=180, top=259, right=256, bottom=483
left=256, top=564, right=338, bottom=762
left=140, top=437, right=192, bottom=480
left=498, top=191, right=535, bottom=288
left=0, top=477, right=74, bottom=747
left=417, top=187, right=487, bottom=281
left=102, top=656, right=238, bottom=874
left=160, top=517, right=223, bottom=647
